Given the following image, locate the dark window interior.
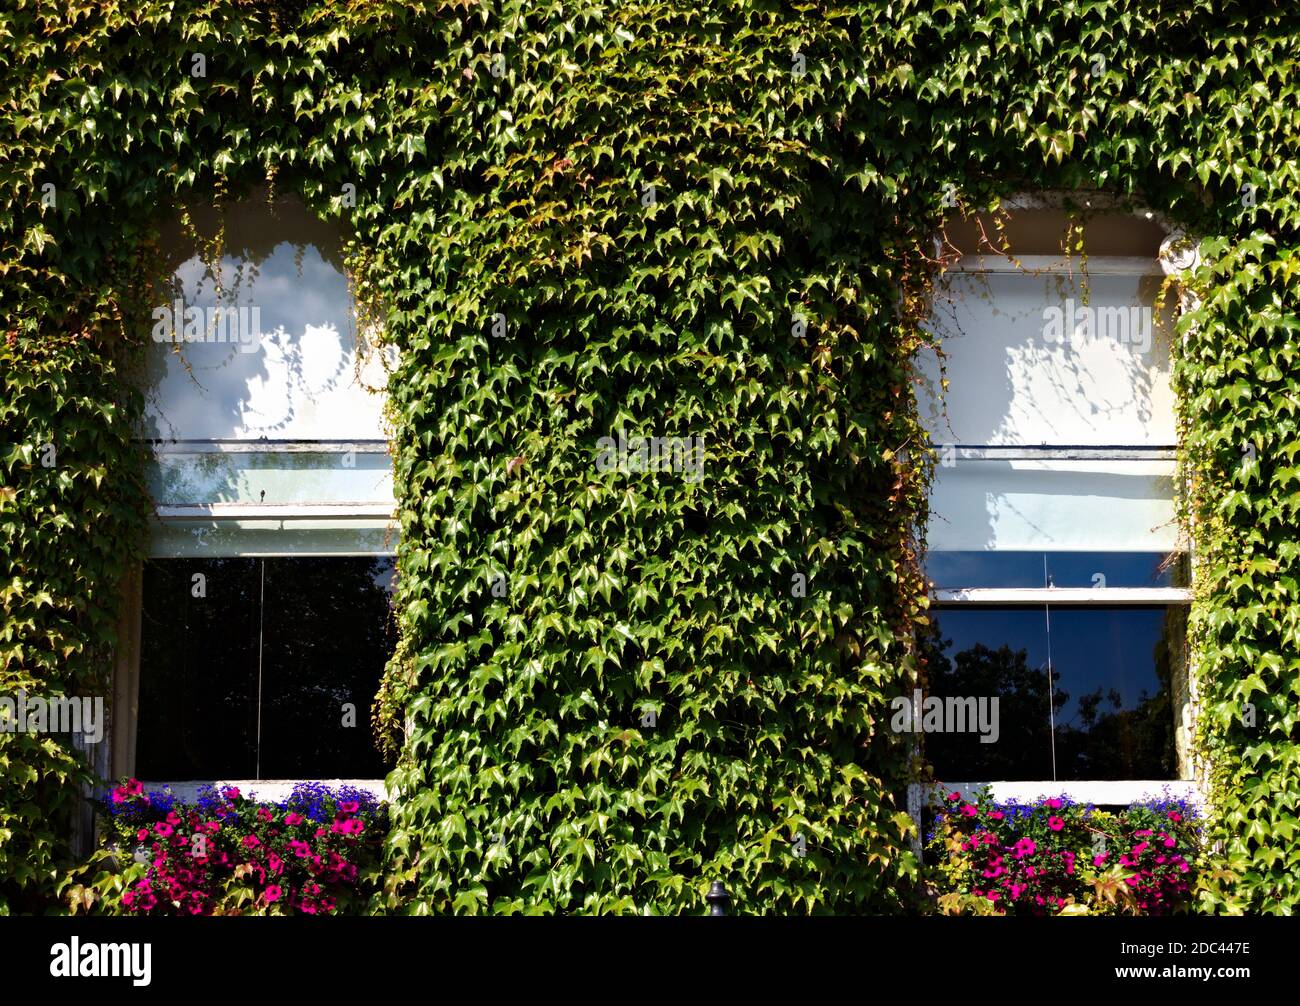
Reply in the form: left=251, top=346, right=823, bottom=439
left=920, top=603, right=1180, bottom=782
left=926, top=551, right=1186, bottom=590
left=137, top=556, right=396, bottom=779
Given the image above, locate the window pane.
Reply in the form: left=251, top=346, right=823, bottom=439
left=137, top=559, right=260, bottom=778
left=922, top=605, right=1180, bottom=783
left=917, top=270, right=1176, bottom=446
left=141, top=194, right=391, bottom=442
left=927, top=551, right=1184, bottom=589
left=147, top=519, right=397, bottom=558
left=927, top=457, right=1178, bottom=552
left=921, top=607, right=1054, bottom=781
left=1049, top=606, right=1179, bottom=780
left=136, top=556, right=396, bottom=780
left=258, top=557, right=396, bottom=778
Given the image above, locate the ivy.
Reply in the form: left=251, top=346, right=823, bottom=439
left=1, top=1, right=1297, bottom=914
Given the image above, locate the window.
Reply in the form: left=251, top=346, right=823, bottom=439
left=136, top=557, right=396, bottom=780
left=114, top=193, right=398, bottom=794
left=911, top=197, right=1195, bottom=807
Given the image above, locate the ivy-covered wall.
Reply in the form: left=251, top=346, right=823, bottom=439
left=1, top=1, right=1296, bottom=914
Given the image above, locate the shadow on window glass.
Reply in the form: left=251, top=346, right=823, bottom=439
left=920, top=605, right=1179, bottom=782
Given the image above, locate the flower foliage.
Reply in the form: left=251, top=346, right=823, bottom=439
left=926, top=790, right=1201, bottom=916
left=62, top=780, right=386, bottom=916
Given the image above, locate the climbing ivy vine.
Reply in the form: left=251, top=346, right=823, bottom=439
left=1, top=0, right=1297, bottom=914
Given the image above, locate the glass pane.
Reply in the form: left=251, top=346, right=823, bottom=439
left=922, top=605, right=1180, bottom=783
left=926, top=457, right=1178, bottom=552
left=147, top=519, right=397, bottom=558
left=139, top=194, right=391, bottom=442
left=257, top=557, right=397, bottom=778
left=137, top=559, right=260, bottom=778
left=917, top=270, right=1176, bottom=446
left=1049, top=606, right=1179, bottom=780
left=146, top=449, right=394, bottom=507
left=926, top=551, right=1184, bottom=589
left=136, top=557, right=397, bottom=780
left=920, top=607, right=1055, bottom=781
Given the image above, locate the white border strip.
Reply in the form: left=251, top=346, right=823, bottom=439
left=938, top=446, right=1177, bottom=461
left=145, top=440, right=391, bottom=455
left=155, top=503, right=397, bottom=519
left=932, top=587, right=1191, bottom=604
left=946, top=254, right=1163, bottom=275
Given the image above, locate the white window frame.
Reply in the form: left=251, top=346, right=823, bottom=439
left=909, top=197, right=1203, bottom=849
left=112, top=437, right=397, bottom=803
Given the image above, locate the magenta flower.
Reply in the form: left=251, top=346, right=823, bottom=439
left=1044, top=798, right=1062, bottom=810
left=987, top=811, right=1004, bottom=821
left=960, top=804, right=978, bottom=817
left=126, top=779, right=145, bottom=796
left=1048, top=816, right=1064, bottom=831
left=1013, top=837, right=1036, bottom=858
left=153, top=822, right=173, bottom=837
left=340, top=801, right=360, bottom=814
left=264, top=885, right=282, bottom=904
left=221, top=787, right=240, bottom=800
left=284, top=812, right=304, bottom=826
left=1168, top=811, right=1182, bottom=822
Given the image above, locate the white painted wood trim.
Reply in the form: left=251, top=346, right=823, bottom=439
left=945, top=254, right=1163, bottom=275
left=145, top=440, right=391, bottom=455
left=932, top=587, right=1191, bottom=604
left=910, top=780, right=1202, bottom=807
left=155, top=503, right=396, bottom=519
left=935, top=445, right=1177, bottom=461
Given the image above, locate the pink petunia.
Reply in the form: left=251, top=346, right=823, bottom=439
left=264, top=885, right=282, bottom=904
left=1044, top=798, right=1062, bottom=810
left=284, top=812, right=304, bottom=826
left=960, top=804, right=978, bottom=817
left=1048, top=816, right=1064, bottom=831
